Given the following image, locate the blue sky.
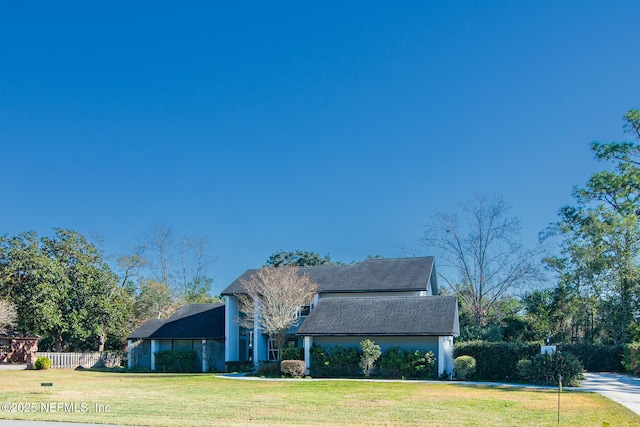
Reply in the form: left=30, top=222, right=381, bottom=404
left=2, top=2, right=639, bottom=295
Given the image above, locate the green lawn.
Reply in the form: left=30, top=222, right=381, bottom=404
left=0, top=369, right=637, bottom=426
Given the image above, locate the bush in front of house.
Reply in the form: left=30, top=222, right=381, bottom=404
left=622, top=343, right=640, bottom=375
left=454, top=341, right=539, bottom=381
left=454, top=355, right=476, bottom=380
left=310, top=345, right=361, bottom=377
left=154, top=350, right=197, bottom=373
left=225, top=361, right=254, bottom=372
left=517, top=352, right=584, bottom=386
left=379, top=347, right=436, bottom=379
left=34, top=356, right=52, bottom=370
left=559, top=344, right=623, bottom=372
left=256, top=361, right=280, bottom=377
left=280, top=344, right=303, bottom=361
left=280, top=360, right=306, bottom=378
left=359, top=339, right=382, bottom=377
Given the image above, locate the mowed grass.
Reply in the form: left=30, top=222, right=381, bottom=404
left=0, top=370, right=638, bottom=426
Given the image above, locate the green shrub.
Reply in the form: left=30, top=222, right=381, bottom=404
left=517, top=352, right=584, bottom=386
left=154, top=350, right=197, bottom=373
left=34, top=356, right=52, bottom=370
left=454, top=341, right=539, bottom=381
left=622, top=343, right=640, bottom=375
left=256, top=361, right=280, bottom=377
left=359, top=339, right=381, bottom=377
left=310, top=345, right=361, bottom=377
left=225, top=361, right=254, bottom=372
left=454, top=355, right=476, bottom=380
left=280, top=344, right=303, bottom=361
left=560, top=344, right=623, bottom=372
left=379, top=347, right=436, bottom=379
left=280, top=360, right=306, bottom=378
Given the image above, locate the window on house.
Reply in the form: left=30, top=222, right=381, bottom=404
left=268, top=338, right=279, bottom=361
left=0, top=339, right=10, bottom=351
left=298, top=305, right=311, bottom=317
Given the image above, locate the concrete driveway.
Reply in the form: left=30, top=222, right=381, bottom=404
left=579, top=372, right=640, bottom=416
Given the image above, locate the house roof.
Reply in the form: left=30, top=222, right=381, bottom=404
left=0, top=329, right=39, bottom=340
left=296, top=295, right=459, bottom=337
left=221, top=257, right=437, bottom=295
left=127, top=303, right=225, bottom=340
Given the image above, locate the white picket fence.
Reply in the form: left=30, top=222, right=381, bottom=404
left=35, top=352, right=123, bottom=369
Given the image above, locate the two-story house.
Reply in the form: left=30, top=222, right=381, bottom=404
left=221, top=257, right=459, bottom=376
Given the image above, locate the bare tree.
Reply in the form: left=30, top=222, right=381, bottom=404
left=136, top=225, right=215, bottom=302
left=116, top=246, right=147, bottom=288
left=237, top=266, right=318, bottom=359
left=179, top=235, right=216, bottom=301
left=420, top=194, right=542, bottom=328
left=0, top=299, right=17, bottom=333
left=140, top=224, right=174, bottom=285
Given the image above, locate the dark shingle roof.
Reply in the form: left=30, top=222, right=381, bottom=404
left=221, top=257, right=436, bottom=295
left=127, top=303, right=225, bottom=340
left=296, top=296, right=459, bottom=336
left=0, top=329, right=39, bottom=340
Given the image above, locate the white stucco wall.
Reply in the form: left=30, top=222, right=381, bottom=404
left=225, top=295, right=239, bottom=363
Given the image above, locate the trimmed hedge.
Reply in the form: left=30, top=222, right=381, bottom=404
left=225, top=361, right=254, bottom=372
left=559, top=344, right=623, bottom=372
left=154, top=350, right=197, bottom=373
left=310, top=345, right=360, bottom=377
left=280, top=345, right=304, bottom=361
left=256, top=361, right=280, bottom=376
left=379, top=347, right=436, bottom=379
left=454, top=355, right=476, bottom=380
left=310, top=344, right=436, bottom=379
left=454, top=341, right=539, bottom=381
left=280, top=360, right=306, bottom=378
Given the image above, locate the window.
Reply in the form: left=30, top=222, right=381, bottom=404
left=297, top=305, right=311, bottom=317
left=0, top=339, right=10, bottom=352
left=268, top=338, right=279, bottom=361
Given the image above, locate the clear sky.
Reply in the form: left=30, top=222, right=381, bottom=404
left=2, top=1, right=639, bottom=295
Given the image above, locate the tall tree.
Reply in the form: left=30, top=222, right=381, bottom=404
left=420, top=194, right=542, bottom=328
left=1, top=229, right=132, bottom=351
left=237, top=266, right=318, bottom=359
left=266, top=250, right=336, bottom=267
left=546, top=108, right=640, bottom=344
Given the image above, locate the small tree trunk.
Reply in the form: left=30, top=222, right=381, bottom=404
left=98, top=329, right=107, bottom=352
left=54, top=334, right=63, bottom=352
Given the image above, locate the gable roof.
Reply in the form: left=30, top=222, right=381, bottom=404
left=127, top=303, right=225, bottom=340
left=296, top=296, right=459, bottom=337
left=221, top=257, right=437, bottom=295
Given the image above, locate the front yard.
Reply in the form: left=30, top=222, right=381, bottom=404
left=0, top=369, right=638, bottom=426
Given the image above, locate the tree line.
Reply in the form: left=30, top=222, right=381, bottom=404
left=421, top=107, right=640, bottom=346
left=0, top=225, right=217, bottom=351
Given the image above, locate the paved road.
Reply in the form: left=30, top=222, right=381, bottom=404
left=579, top=372, right=640, bottom=416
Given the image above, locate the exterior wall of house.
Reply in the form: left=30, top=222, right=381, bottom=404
left=311, top=336, right=439, bottom=353
left=225, top=295, right=240, bottom=362
left=128, top=338, right=226, bottom=372
left=128, top=339, right=152, bottom=369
